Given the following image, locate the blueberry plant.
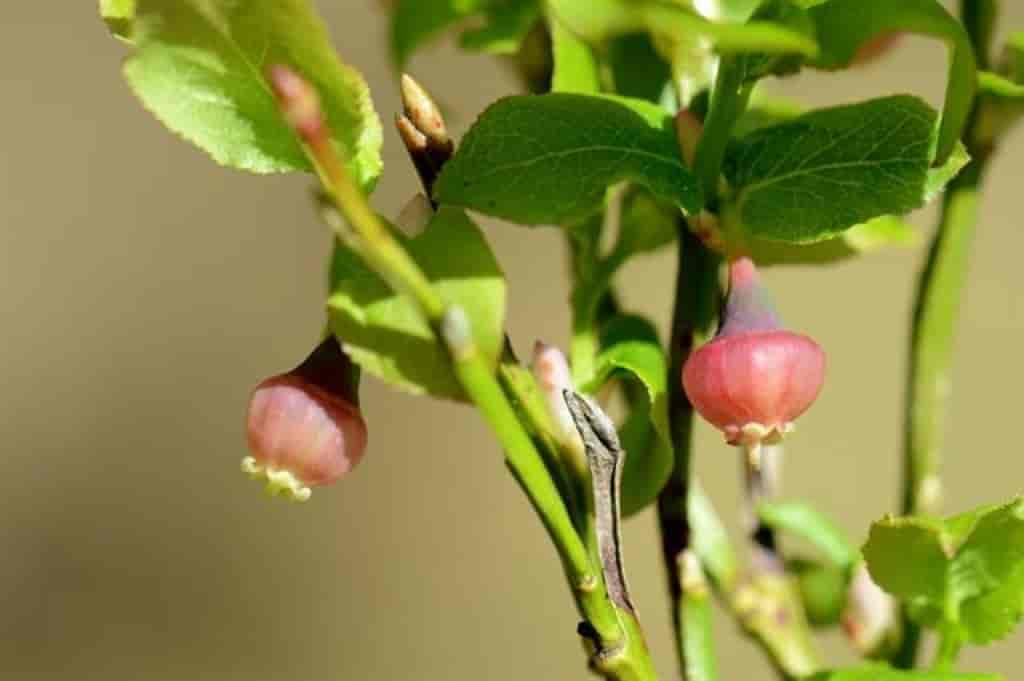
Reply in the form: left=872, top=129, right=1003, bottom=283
left=100, top=1, right=1024, bottom=679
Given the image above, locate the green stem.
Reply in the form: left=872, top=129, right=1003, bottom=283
left=895, top=156, right=987, bottom=670
left=657, top=227, right=721, bottom=681
left=932, top=627, right=964, bottom=672
left=895, top=0, right=996, bottom=666
left=694, top=56, right=752, bottom=207
left=294, top=87, right=655, bottom=680
left=442, top=313, right=621, bottom=650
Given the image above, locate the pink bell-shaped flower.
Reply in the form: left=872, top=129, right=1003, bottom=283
left=682, top=258, right=825, bottom=453
left=242, top=337, right=368, bottom=502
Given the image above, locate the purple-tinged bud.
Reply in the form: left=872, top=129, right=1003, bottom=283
left=243, top=337, right=367, bottom=502
left=682, top=258, right=825, bottom=451
left=532, top=342, right=587, bottom=477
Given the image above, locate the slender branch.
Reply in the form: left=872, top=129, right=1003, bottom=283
left=268, top=66, right=655, bottom=679
left=895, top=1, right=997, bottom=666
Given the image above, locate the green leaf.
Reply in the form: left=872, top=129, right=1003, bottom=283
left=100, top=0, right=136, bottom=41
left=863, top=499, right=1024, bottom=644
left=807, top=668, right=1001, bottom=681
left=960, top=564, right=1024, bottom=644
left=689, top=482, right=740, bottom=588
left=121, top=0, right=382, bottom=185
left=618, top=188, right=678, bottom=255
left=328, top=207, right=506, bottom=401
left=735, top=0, right=817, bottom=81
left=434, top=93, right=701, bottom=225
left=732, top=93, right=805, bottom=137
left=789, top=559, right=848, bottom=627
left=806, top=0, right=977, bottom=164
left=759, top=501, right=858, bottom=568
left=606, top=33, right=673, bottom=104
left=460, top=0, right=540, bottom=55
left=724, top=96, right=937, bottom=244
left=749, top=215, right=917, bottom=267
left=391, top=0, right=486, bottom=68
left=548, top=11, right=601, bottom=94
left=862, top=514, right=955, bottom=604
left=548, top=0, right=818, bottom=58
left=580, top=315, right=671, bottom=515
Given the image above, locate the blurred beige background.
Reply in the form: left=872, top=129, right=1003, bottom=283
left=3, top=3, right=1024, bottom=680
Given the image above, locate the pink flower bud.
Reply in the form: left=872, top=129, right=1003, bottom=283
left=243, top=337, right=367, bottom=501
left=532, top=342, right=587, bottom=478
left=682, top=258, right=825, bottom=448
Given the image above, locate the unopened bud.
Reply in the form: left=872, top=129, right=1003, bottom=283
left=397, top=75, right=454, bottom=197
left=400, top=74, right=451, bottom=150
left=267, top=65, right=327, bottom=146
left=532, top=342, right=586, bottom=474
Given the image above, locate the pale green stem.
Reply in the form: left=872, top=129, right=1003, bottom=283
left=895, top=0, right=996, bottom=667
left=300, top=102, right=655, bottom=680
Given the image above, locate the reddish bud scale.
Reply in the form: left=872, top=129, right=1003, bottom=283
left=682, top=258, right=825, bottom=447
left=244, top=337, right=367, bottom=501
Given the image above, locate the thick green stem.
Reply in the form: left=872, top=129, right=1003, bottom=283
left=895, top=1, right=996, bottom=666
left=895, top=158, right=987, bottom=669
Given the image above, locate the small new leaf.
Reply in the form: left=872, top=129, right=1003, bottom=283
left=119, top=0, right=382, bottom=185
left=434, top=93, right=701, bottom=225
left=862, top=498, right=1024, bottom=645
left=724, top=96, right=937, bottom=243
left=328, top=207, right=506, bottom=401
